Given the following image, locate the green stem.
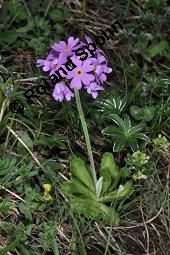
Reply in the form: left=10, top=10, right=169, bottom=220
left=82, top=0, right=86, bottom=16
left=74, top=89, right=97, bottom=184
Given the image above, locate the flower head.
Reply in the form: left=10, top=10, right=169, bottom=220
left=37, top=36, right=112, bottom=101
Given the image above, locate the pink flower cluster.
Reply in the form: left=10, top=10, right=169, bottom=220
left=37, top=36, right=112, bottom=102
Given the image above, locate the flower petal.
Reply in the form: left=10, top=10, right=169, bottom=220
left=70, top=76, right=82, bottom=89
left=81, top=73, right=95, bottom=85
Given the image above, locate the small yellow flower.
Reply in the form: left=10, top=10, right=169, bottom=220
left=42, top=184, right=52, bottom=201
left=43, top=184, right=52, bottom=192
left=43, top=193, right=52, bottom=201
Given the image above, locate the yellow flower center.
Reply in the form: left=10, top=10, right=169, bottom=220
left=76, top=69, right=83, bottom=75
left=64, top=47, right=70, bottom=51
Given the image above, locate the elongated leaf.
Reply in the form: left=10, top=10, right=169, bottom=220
left=123, top=115, right=131, bottom=130
left=0, top=65, right=8, bottom=74
left=99, top=203, right=120, bottom=225
left=102, top=126, right=122, bottom=135
left=113, top=136, right=126, bottom=152
left=96, top=177, right=103, bottom=198
left=134, top=133, right=150, bottom=141
left=70, top=157, right=95, bottom=192
left=129, top=124, right=145, bottom=135
left=17, top=131, right=33, bottom=156
left=63, top=177, right=95, bottom=199
left=70, top=197, right=120, bottom=225
left=101, top=182, right=134, bottom=202
left=110, top=114, right=126, bottom=131
left=70, top=197, right=102, bottom=219
left=128, top=138, right=138, bottom=151
left=100, top=152, right=120, bottom=193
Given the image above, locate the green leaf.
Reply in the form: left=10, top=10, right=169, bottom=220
left=0, top=88, right=4, bottom=107
left=16, top=20, right=34, bottom=33
left=17, top=131, right=33, bottom=156
left=63, top=6, right=70, bottom=18
left=124, top=115, right=131, bottom=129
left=130, top=105, right=155, bottom=122
left=28, top=37, right=45, bottom=55
left=0, top=232, right=24, bottom=255
left=100, top=152, right=120, bottom=193
left=8, top=0, right=27, bottom=20
left=0, top=75, right=3, bottom=85
left=53, top=24, right=64, bottom=34
left=96, top=177, right=103, bottom=198
left=36, top=132, right=66, bottom=150
left=134, top=133, right=149, bottom=141
left=120, top=167, right=132, bottom=177
left=143, top=106, right=155, bottom=121
left=70, top=197, right=101, bottom=218
left=0, top=155, right=16, bottom=176
left=102, top=126, right=122, bottom=135
left=99, top=203, right=120, bottom=225
left=128, top=138, right=138, bottom=152
left=63, top=177, right=95, bottom=199
left=111, top=114, right=126, bottom=131
left=19, top=203, right=32, bottom=220
left=0, top=77, right=13, bottom=94
left=49, top=9, right=64, bottom=21
left=146, top=40, right=168, bottom=58
left=0, top=30, right=18, bottom=44
left=129, top=124, right=145, bottom=135
left=113, top=136, right=126, bottom=152
left=70, top=157, right=95, bottom=192
left=101, top=182, right=134, bottom=202
left=0, top=65, right=8, bottom=74
left=70, top=197, right=120, bottom=225
left=130, top=105, right=143, bottom=120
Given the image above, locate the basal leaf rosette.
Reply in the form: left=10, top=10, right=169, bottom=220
left=63, top=153, right=134, bottom=225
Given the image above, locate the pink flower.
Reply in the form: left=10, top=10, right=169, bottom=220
left=52, top=37, right=80, bottom=57
left=91, top=54, right=112, bottom=84
left=36, top=59, right=52, bottom=72
left=67, top=57, right=95, bottom=89
left=37, top=53, right=67, bottom=76
left=85, top=82, right=104, bottom=98
left=37, top=36, right=113, bottom=101
left=85, top=35, right=104, bottom=55
left=46, top=52, right=57, bottom=60
left=49, top=54, right=67, bottom=75
left=52, top=82, right=74, bottom=102
left=36, top=51, right=57, bottom=71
